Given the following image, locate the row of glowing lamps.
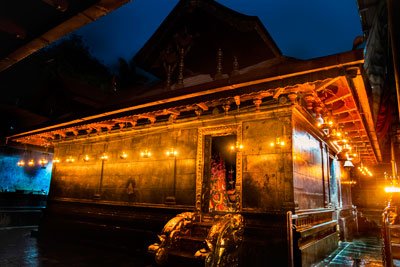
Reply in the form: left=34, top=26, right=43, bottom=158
left=18, top=143, right=245, bottom=166
left=316, top=115, right=400, bottom=194
left=384, top=172, right=400, bottom=193
left=317, top=114, right=371, bottom=173
left=57, top=149, right=175, bottom=164
left=16, top=139, right=281, bottom=166
left=60, top=143, right=244, bottom=163
left=17, top=158, right=48, bottom=168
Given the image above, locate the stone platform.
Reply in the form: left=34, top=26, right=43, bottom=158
left=0, top=226, right=386, bottom=267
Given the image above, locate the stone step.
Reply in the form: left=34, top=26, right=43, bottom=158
left=190, top=221, right=213, bottom=237
left=169, top=249, right=198, bottom=259
left=178, top=235, right=206, bottom=253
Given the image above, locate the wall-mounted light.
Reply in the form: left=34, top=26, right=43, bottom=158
left=100, top=153, right=108, bottom=160
left=28, top=159, right=35, bottom=167
left=83, top=155, right=90, bottom=162
left=38, top=158, right=48, bottom=168
left=385, top=186, right=400, bottom=193
left=166, top=148, right=177, bottom=157
left=270, top=137, right=285, bottom=148
left=140, top=149, right=151, bottom=158
left=229, top=142, right=243, bottom=153
left=17, top=160, right=25, bottom=167
left=66, top=156, right=75, bottom=163
left=120, top=151, right=128, bottom=159
left=53, top=158, right=60, bottom=163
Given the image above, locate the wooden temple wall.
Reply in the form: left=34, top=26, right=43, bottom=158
left=41, top=105, right=345, bottom=266
left=51, top=128, right=198, bottom=205
left=49, top=107, right=294, bottom=210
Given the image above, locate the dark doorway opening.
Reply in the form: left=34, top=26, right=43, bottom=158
left=203, top=134, right=238, bottom=213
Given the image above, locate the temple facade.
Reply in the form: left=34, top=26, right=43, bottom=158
left=8, top=1, right=381, bottom=266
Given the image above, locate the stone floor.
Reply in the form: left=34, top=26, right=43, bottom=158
left=0, top=226, right=389, bottom=267
left=314, top=236, right=383, bottom=267
left=0, top=226, right=155, bottom=267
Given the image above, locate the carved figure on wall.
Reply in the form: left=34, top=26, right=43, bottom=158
left=126, top=178, right=136, bottom=202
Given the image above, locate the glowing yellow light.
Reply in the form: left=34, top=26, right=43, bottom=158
left=342, top=180, right=357, bottom=185
left=385, top=186, right=400, bottom=193
left=229, top=142, right=243, bottom=152
left=270, top=138, right=285, bottom=148
left=83, top=155, right=90, bottom=162
left=120, top=151, right=128, bottom=159
left=17, top=160, right=25, bottom=167
left=38, top=158, right=48, bottom=168
left=166, top=148, right=177, bottom=157
left=100, top=154, right=108, bottom=160
left=66, top=157, right=75, bottom=163
left=269, top=142, right=275, bottom=147
left=166, top=148, right=178, bottom=157
left=28, top=159, right=35, bottom=166
left=140, top=150, right=151, bottom=158
left=53, top=158, right=60, bottom=163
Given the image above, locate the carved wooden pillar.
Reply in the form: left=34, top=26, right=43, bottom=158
left=195, top=108, right=202, bottom=118
left=223, top=101, right=231, bottom=115
left=303, top=94, right=314, bottom=110
left=234, top=95, right=241, bottom=111
left=253, top=98, right=262, bottom=112
left=288, top=92, right=298, bottom=104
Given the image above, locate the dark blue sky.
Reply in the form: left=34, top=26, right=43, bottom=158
left=73, top=0, right=363, bottom=68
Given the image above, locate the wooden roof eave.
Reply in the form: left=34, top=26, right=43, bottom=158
left=7, top=50, right=366, bottom=144
left=344, top=68, right=382, bottom=162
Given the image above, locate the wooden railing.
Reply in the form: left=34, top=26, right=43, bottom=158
left=293, top=209, right=335, bottom=231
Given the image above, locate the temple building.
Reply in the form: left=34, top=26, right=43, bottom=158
left=5, top=0, right=391, bottom=266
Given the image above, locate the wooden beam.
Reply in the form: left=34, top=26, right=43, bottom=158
left=315, top=77, right=341, bottom=92
left=324, top=93, right=352, bottom=105
left=196, top=103, right=209, bottom=111
left=273, top=88, right=284, bottom=99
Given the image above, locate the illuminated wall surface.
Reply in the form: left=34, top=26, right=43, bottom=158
left=293, top=120, right=325, bottom=210
left=0, top=153, right=52, bottom=194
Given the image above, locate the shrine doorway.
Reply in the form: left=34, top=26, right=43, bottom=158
left=195, top=125, right=242, bottom=214
left=201, top=134, right=238, bottom=213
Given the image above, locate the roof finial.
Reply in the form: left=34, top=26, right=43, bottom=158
left=215, top=48, right=223, bottom=80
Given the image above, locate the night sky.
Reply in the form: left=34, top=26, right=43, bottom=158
left=72, top=0, right=363, bottom=69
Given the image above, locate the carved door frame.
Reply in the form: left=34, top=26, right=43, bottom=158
left=195, top=124, right=243, bottom=213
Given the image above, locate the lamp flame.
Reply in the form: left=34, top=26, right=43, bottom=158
left=385, top=186, right=400, bottom=193
left=140, top=150, right=152, bottom=158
